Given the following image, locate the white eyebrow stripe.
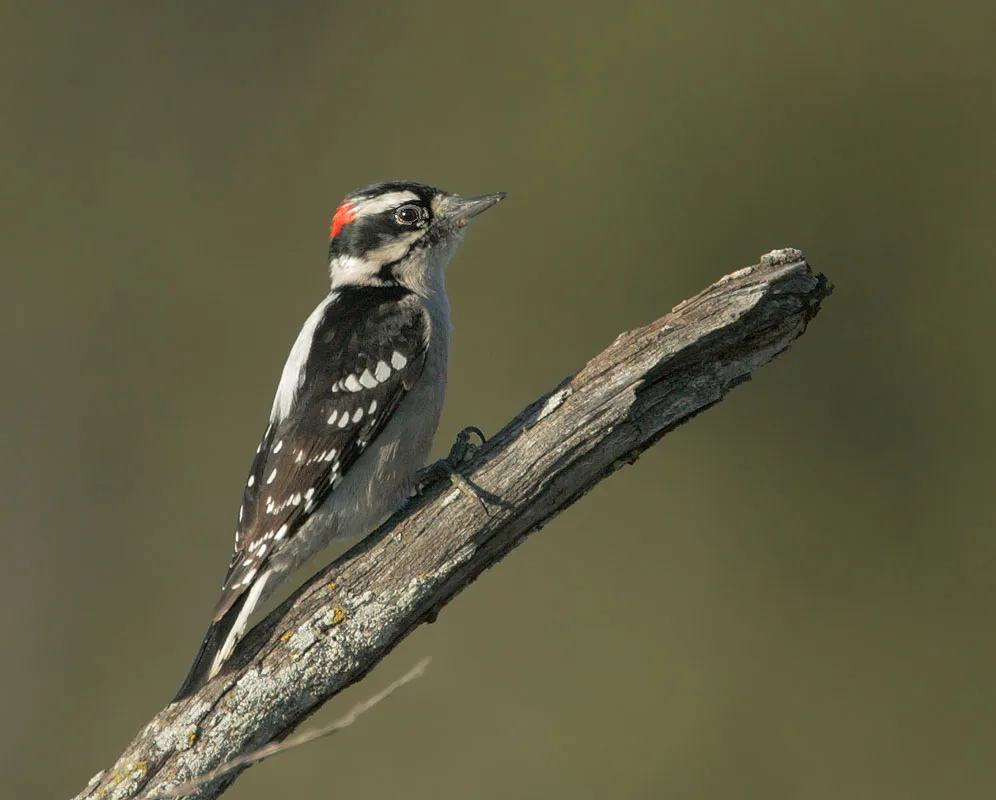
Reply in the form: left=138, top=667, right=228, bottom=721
left=348, top=191, right=420, bottom=218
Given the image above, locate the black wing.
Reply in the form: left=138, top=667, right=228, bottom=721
left=214, top=284, right=429, bottom=619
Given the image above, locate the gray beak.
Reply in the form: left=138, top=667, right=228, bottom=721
left=437, top=192, right=507, bottom=227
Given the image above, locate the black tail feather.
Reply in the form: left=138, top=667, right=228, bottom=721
left=172, top=593, right=249, bottom=702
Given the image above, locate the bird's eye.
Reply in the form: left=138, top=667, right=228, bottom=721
left=395, top=204, right=424, bottom=225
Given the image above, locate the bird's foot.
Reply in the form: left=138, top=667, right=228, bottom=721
left=414, top=426, right=489, bottom=514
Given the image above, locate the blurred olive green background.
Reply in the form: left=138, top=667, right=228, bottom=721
left=3, top=1, right=995, bottom=798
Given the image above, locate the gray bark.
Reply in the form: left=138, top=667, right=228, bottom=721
left=74, top=248, right=832, bottom=800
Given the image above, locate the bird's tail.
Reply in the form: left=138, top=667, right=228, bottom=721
left=172, top=592, right=250, bottom=702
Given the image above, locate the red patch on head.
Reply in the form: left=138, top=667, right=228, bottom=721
left=330, top=202, right=357, bottom=239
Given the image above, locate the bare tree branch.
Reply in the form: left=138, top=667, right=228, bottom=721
left=74, top=248, right=832, bottom=800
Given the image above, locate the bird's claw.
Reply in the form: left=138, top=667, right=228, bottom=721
left=447, top=425, right=485, bottom=465
left=413, top=426, right=489, bottom=515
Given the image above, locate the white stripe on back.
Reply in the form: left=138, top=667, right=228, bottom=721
left=270, top=292, right=338, bottom=423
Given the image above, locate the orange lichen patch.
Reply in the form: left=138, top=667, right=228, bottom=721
left=104, top=761, right=148, bottom=792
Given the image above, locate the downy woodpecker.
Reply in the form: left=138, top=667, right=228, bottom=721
left=174, top=181, right=505, bottom=699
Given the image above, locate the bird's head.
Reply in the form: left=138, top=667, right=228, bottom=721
left=327, top=181, right=505, bottom=295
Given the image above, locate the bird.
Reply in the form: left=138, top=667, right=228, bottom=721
left=173, top=181, right=505, bottom=700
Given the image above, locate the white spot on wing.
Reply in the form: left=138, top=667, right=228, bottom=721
left=359, top=369, right=378, bottom=388
left=391, top=351, right=407, bottom=370
left=375, top=361, right=391, bottom=382
left=344, top=374, right=362, bottom=392
left=327, top=410, right=338, bottom=425
left=247, top=475, right=255, bottom=487
left=352, top=407, right=363, bottom=422
left=337, top=413, right=350, bottom=428
left=267, top=468, right=277, bottom=484
left=275, top=524, right=289, bottom=540
left=369, top=399, right=378, bottom=413
left=272, top=439, right=283, bottom=453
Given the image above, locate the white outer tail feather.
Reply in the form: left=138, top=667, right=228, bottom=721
left=209, top=568, right=272, bottom=680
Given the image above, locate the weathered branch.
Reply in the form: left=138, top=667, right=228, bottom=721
left=75, top=248, right=832, bottom=800
left=157, top=657, right=431, bottom=797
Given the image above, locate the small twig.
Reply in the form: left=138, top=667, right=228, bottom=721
left=148, top=658, right=430, bottom=799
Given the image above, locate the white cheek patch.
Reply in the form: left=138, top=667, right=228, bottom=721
left=328, top=231, right=423, bottom=287
left=366, top=234, right=422, bottom=265
left=330, top=255, right=373, bottom=286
